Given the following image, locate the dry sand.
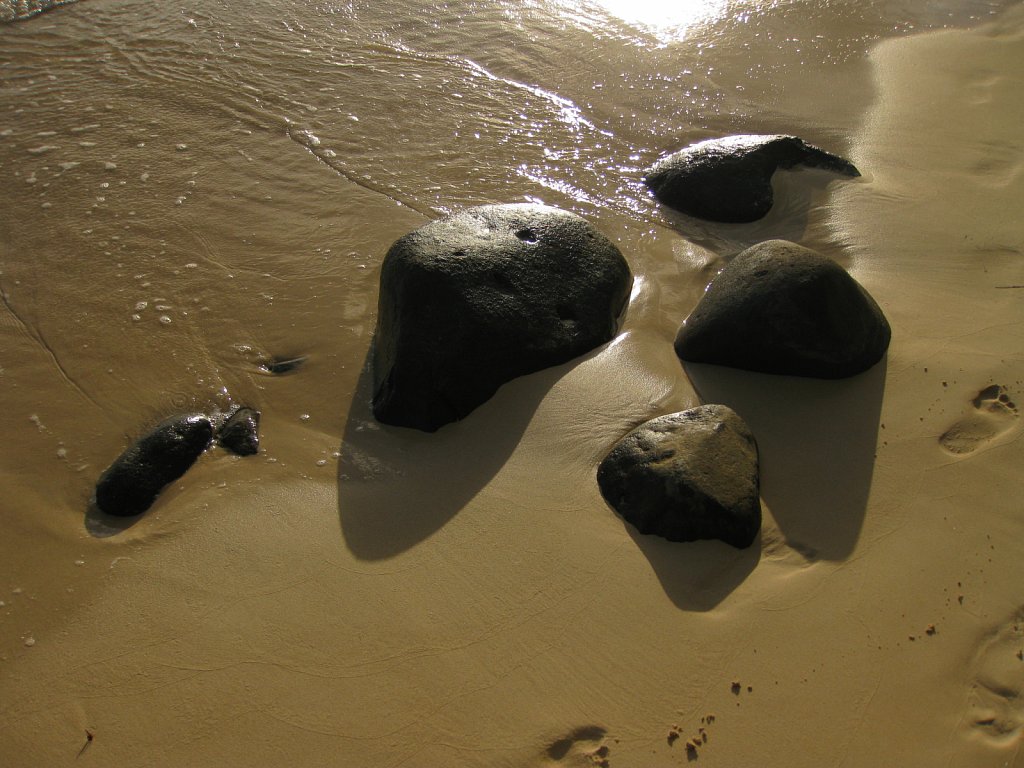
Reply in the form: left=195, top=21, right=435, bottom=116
left=1, top=2, right=1023, bottom=766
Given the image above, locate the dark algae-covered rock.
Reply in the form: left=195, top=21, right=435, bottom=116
left=675, top=240, right=891, bottom=378
left=372, top=203, right=632, bottom=432
left=217, top=407, right=261, bottom=456
left=94, top=414, right=213, bottom=517
left=644, top=134, right=860, bottom=222
left=597, top=405, right=761, bottom=548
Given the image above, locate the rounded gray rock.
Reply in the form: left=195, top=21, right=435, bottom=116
left=372, top=203, right=632, bottom=432
left=644, top=134, right=860, bottom=223
left=675, top=240, right=891, bottom=378
left=597, top=405, right=761, bottom=548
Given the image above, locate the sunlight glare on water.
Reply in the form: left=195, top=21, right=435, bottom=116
left=550, top=0, right=741, bottom=42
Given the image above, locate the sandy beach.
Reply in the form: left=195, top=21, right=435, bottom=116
left=1, top=0, right=1023, bottom=765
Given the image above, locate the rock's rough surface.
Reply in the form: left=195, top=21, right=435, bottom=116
left=94, top=414, right=213, bottom=516
left=675, top=240, right=891, bottom=378
left=218, top=407, right=260, bottom=456
left=372, top=203, right=632, bottom=431
left=597, top=405, right=761, bottom=548
left=644, top=134, right=860, bottom=222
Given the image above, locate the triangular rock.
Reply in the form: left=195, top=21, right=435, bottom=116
left=675, top=240, right=890, bottom=378
left=597, top=405, right=761, bottom=549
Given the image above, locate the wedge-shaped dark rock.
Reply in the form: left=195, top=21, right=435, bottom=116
left=372, top=203, right=632, bottom=432
left=644, top=134, right=860, bottom=222
left=597, top=405, right=761, bottom=548
left=94, top=414, right=213, bottom=517
left=218, top=407, right=260, bottom=456
left=258, top=356, right=306, bottom=375
left=675, top=240, right=891, bottom=378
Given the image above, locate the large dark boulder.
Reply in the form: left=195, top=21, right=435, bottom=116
left=94, top=414, right=213, bottom=517
left=644, top=135, right=860, bottom=222
left=597, top=405, right=761, bottom=549
left=675, top=240, right=890, bottom=379
left=372, top=204, right=632, bottom=432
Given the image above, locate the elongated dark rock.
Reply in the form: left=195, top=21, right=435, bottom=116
left=94, top=414, right=213, bottom=516
left=597, top=405, right=761, bottom=548
left=217, top=407, right=260, bottom=456
left=644, top=134, right=860, bottom=222
left=674, top=240, right=891, bottom=378
left=372, top=203, right=632, bottom=432
left=258, top=356, right=306, bottom=375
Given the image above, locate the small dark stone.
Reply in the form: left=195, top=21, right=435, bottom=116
left=94, top=414, right=213, bottom=517
left=259, top=356, right=306, bottom=375
left=217, top=407, right=260, bottom=456
left=372, top=203, right=632, bottom=432
left=644, top=134, right=860, bottom=223
left=597, top=405, right=761, bottom=548
left=675, top=240, right=891, bottom=378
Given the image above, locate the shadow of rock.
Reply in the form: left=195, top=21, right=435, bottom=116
left=624, top=523, right=761, bottom=611
left=683, top=358, right=887, bottom=561
left=337, top=347, right=595, bottom=561
left=84, top=501, right=145, bottom=538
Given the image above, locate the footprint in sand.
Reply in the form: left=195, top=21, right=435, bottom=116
left=543, top=725, right=611, bottom=767
left=964, top=607, right=1024, bottom=747
left=961, top=70, right=1000, bottom=106
left=939, top=384, right=1019, bottom=455
left=966, top=140, right=1023, bottom=187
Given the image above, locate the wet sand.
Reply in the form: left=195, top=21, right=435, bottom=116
left=1, top=1, right=1023, bottom=766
